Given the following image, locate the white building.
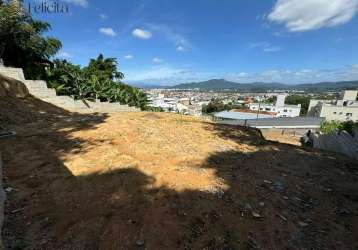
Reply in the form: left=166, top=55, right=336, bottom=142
left=308, top=90, right=358, bottom=121
left=176, top=103, right=189, bottom=114
left=249, top=94, right=301, bottom=118
left=149, top=97, right=178, bottom=112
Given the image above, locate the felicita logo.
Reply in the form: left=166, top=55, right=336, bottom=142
left=27, top=1, right=70, bottom=14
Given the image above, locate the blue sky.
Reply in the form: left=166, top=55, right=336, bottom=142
left=27, top=0, right=358, bottom=85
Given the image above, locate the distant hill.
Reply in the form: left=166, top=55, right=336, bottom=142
left=295, top=81, right=358, bottom=91
left=167, top=79, right=358, bottom=92
left=129, top=83, right=166, bottom=89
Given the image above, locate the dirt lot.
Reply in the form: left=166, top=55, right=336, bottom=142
left=261, top=130, right=302, bottom=146
left=1, top=96, right=358, bottom=249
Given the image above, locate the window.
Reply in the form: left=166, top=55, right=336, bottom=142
left=260, top=108, right=263, bottom=111
left=339, top=112, right=343, bottom=115
left=333, top=112, right=337, bottom=114
left=283, top=109, right=288, bottom=112
left=265, top=108, right=271, bottom=111
left=346, top=113, right=353, bottom=117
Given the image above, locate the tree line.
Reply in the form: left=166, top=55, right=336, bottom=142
left=0, top=0, right=148, bottom=109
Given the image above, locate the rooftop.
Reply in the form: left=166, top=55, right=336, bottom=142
left=214, top=110, right=274, bottom=120
left=250, top=103, right=301, bottom=108
left=219, top=117, right=324, bottom=128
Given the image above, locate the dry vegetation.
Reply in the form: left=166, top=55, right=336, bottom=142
left=1, top=96, right=358, bottom=249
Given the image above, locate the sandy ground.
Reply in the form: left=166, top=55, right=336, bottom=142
left=1, top=96, right=358, bottom=249
left=261, top=130, right=302, bottom=146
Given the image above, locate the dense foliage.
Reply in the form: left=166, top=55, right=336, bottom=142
left=46, top=56, right=149, bottom=109
left=320, top=120, right=358, bottom=136
left=202, top=99, right=242, bottom=114
left=0, top=0, right=148, bottom=109
left=263, top=96, right=277, bottom=103
left=285, top=95, right=311, bottom=115
left=0, top=0, right=62, bottom=79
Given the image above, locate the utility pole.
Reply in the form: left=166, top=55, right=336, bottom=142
left=255, top=101, right=261, bottom=128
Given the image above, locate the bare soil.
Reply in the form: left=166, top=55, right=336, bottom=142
left=1, top=96, right=358, bottom=250
left=261, top=130, right=302, bottom=146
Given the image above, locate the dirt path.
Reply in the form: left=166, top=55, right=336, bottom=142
left=1, top=97, right=358, bottom=249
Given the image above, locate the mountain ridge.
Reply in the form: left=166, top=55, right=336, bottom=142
left=133, top=79, right=358, bottom=91
left=170, top=79, right=358, bottom=91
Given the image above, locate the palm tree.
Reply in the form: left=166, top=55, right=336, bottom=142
left=84, top=54, right=124, bottom=82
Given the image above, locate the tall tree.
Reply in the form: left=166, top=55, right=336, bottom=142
left=0, top=0, right=62, bottom=78
left=285, top=95, right=311, bottom=116
left=84, top=54, right=124, bottom=82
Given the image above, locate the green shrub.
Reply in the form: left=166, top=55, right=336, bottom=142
left=202, top=99, right=243, bottom=114
left=285, top=95, right=311, bottom=116
left=320, top=120, right=358, bottom=136
left=341, top=120, right=358, bottom=136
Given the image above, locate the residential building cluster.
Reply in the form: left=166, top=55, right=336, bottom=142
left=249, top=94, right=301, bottom=118
left=145, top=89, right=300, bottom=118
left=308, top=90, right=358, bottom=121
left=146, top=89, right=358, bottom=122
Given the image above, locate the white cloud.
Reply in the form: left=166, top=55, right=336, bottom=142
left=146, top=23, right=192, bottom=51
left=226, top=66, right=358, bottom=84
left=125, top=66, right=215, bottom=85
left=99, top=13, right=108, bottom=19
left=124, top=54, right=134, bottom=59
left=249, top=42, right=283, bottom=52
left=127, top=67, right=182, bottom=82
left=63, top=0, right=88, bottom=8
left=152, top=57, right=163, bottom=63
left=132, top=28, right=152, bottom=39
left=263, top=46, right=282, bottom=52
left=176, top=46, right=185, bottom=51
left=57, top=51, right=72, bottom=59
left=268, top=0, right=358, bottom=32
left=99, top=27, right=117, bottom=37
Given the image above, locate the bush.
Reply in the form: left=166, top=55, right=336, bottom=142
left=320, top=120, right=358, bottom=136
left=341, top=121, right=358, bottom=136
left=320, top=120, right=343, bottom=134
left=202, top=99, right=242, bottom=114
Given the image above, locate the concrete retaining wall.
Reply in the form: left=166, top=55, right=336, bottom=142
left=67, top=100, right=139, bottom=112
left=0, top=67, right=25, bottom=81
left=261, top=128, right=314, bottom=138
left=310, top=131, right=358, bottom=160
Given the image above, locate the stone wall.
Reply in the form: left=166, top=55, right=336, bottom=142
left=310, top=131, right=358, bottom=160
